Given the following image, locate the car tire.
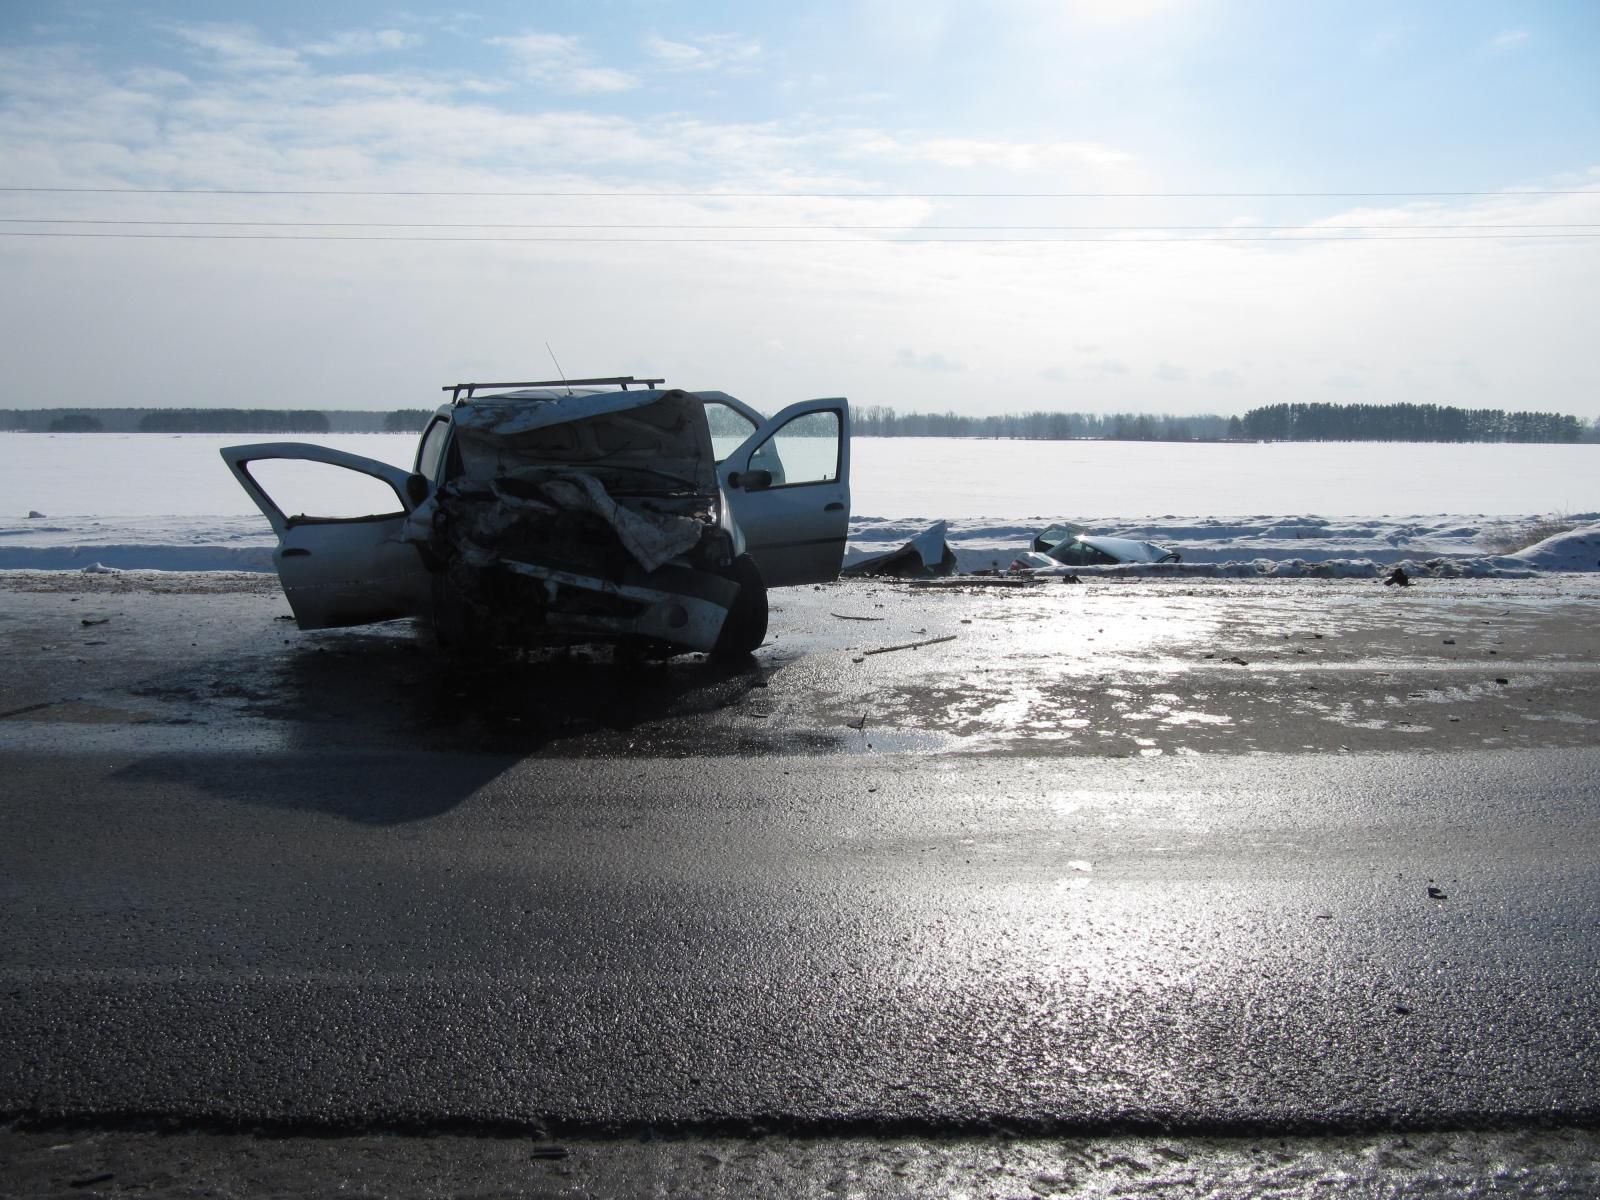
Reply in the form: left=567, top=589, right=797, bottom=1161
left=431, top=573, right=490, bottom=658
left=710, top=554, right=768, bottom=659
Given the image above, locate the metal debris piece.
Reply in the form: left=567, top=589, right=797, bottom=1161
left=863, top=634, right=959, bottom=656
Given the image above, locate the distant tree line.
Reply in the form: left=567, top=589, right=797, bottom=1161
left=1239, top=402, right=1585, bottom=443
left=856, top=404, right=1596, bottom=443
left=853, top=407, right=1233, bottom=441
left=136, top=409, right=332, bottom=433
left=7, top=403, right=1596, bottom=443
left=1, top=408, right=433, bottom=433
left=47, top=414, right=104, bottom=432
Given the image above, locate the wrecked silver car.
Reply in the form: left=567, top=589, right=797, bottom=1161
left=222, top=377, right=851, bottom=658
left=1010, top=527, right=1181, bottom=570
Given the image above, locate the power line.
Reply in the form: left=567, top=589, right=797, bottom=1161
left=1, top=186, right=1597, bottom=198
left=4, top=230, right=1598, bottom=243
left=3, top=218, right=1597, bottom=231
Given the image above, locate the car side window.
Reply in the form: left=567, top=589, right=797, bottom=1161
left=416, top=417, right=450, bottom=481
left=1052, top=541, right=1117, bottom=566
left=748, top=410, right=840, bottom=487
left=246, top=459, right=407, bottom=524
left=702, top=400, right=758, bottom=463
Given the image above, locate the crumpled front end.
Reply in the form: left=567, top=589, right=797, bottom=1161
left=404, top=391, right=740, bottom=652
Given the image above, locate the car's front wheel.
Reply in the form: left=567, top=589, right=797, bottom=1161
left=710, top=554, right=768, bottom=659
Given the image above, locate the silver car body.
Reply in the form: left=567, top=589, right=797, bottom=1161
left=222, top=385, right=851, bottom=653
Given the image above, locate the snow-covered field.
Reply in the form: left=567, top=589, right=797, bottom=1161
left=1, top=432, right=1596, bottom=576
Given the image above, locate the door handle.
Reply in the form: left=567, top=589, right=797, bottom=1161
left=824, top=502, right=844, bottom=512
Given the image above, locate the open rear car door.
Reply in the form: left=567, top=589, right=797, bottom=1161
left=719, top=399, right=850, bottom=587
left=221, top=443, right=432, bottom=630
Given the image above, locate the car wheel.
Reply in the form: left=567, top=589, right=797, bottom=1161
left=710, top=554, right=768, bottom=659
left=431, top=574, right=490, bottom=658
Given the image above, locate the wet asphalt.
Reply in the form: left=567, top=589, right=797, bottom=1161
left=2, top=574, right=1599, bottom=1153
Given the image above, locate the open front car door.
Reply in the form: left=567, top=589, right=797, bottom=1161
left=221, top=442, right=432, bottom=630
left=720, top=399, right=850, bottom=587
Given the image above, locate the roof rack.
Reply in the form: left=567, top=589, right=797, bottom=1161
left=444, top=376, right=666, bottom=404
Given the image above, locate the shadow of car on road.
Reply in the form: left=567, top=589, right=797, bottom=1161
left=115, top=623, right=790, bottom=824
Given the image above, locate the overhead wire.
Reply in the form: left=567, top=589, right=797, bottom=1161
left=1, top=218, right=1596, bottom=231
left=1, top=186, right=1597, bottom=198
left=3, top=230, right=1597, bottom=242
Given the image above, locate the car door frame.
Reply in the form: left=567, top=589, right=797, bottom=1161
left=221, top=442, right=433, bottom=630
left=718, top=399, right=851, bottom=588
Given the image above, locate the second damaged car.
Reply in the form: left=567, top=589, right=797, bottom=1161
left=1010, top=523, right=1181, bottom=571
left=222, top=377, right=851, bottom=658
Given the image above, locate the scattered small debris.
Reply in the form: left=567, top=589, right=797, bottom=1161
left=79, top=617, right=109, bottom=627
left=830, top=612, right=886, bottom=621
left=69, top=1173, right=115, bottom=1189
left=1495, top=677, right=1509, bottom=685
left=1442, top=637, right=1456, bottom=645
left=528, top=1146, right=570, bottom=1161
left=1394, top=1004, right=1413, bottom=1016
left=1427, top=886, right=1447, bottom=900
left=863, top=634, right=959, bottom=656
left=1384, top=566, right=1412, bottom=588
left=1222, top=655, right=1249, bottom=666
left=907, top=577, right=1034, bottom=589
left=847, top=712, right=868, bottom=730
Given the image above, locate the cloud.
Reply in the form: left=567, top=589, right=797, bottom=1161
left=1203, top=369, right=1240, bottom=388
left=1489, top=29, right=1530, bottom=51
left=854, top=133, right=1135, bottom=174
left=488, top=32, right=639, bottom=93
left=645, top=34, right=761, bottom=71
left=1062, top=0, right=1189, bottom=24
left=896, top=349, right=966, bottom=372
left=302, top=29, right=424, bottom=58
left=169, top=23, right=304, bottom=74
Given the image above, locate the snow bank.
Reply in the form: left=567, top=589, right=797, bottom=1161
left=0, top=516, right=276, bottom=572
left=1508, top=522, right=1600, bottom=572
left=845, top=512, right=1600, bottom=578
left=2, top=512, right=1596, bottom=576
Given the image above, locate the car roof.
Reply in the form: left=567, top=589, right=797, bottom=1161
left=1076, top=535, right=1166, bottom=561
left=443, top=387, right=743, bottom=437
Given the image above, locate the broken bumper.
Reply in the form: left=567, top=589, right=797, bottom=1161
left=497, top=559, right=738, bottom=652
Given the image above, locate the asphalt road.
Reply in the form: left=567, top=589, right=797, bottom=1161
left=4, top=732, right=1599, bottom=1132
left=2, top=574, right=1599, bottom=1193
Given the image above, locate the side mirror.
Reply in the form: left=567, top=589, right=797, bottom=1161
left=735, top=469, right=773, bottom=492
left=405, top=473, right=430, bottom=506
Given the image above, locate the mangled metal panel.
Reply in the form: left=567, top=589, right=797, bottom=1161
left=450, top=388, right=718, bottom=497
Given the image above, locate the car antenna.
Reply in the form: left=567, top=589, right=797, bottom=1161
left=546, top=342, right=572, bottom=395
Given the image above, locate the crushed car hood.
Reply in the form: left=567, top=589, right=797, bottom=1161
left=404, top=387, right=727, bottom=578
left=449, top=388, right=719, bottom=496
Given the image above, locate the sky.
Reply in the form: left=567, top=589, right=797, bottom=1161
left=1, top=1, right=1597, bottom=419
